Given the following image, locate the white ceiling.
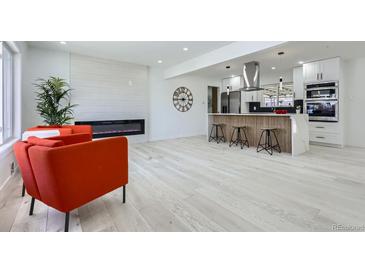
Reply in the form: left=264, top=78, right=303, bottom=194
left=27, top=41, right=233, bottom=68
left=190, top=41, right=365, bottom=79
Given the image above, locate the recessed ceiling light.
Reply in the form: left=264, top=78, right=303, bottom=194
left=60, top=41, right=67, bottom=45
left=298, top=61, right=304, bottom=64
left=157, top=60, right=163, bottom=64
left=271, top=66, right=276, bottom=70
left=183, top=47, right=189, bottom=51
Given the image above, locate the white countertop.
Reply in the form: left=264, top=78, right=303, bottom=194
left=208, top=113, right=306, bottom=117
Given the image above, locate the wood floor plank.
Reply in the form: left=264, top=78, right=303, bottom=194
left=2, top=135, right=365, bottom=231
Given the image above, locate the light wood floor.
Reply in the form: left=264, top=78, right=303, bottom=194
left=1, top=136, right=365, bottom=232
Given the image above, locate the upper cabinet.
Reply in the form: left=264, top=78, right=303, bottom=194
left=242, top=90, right=260, bottom=102
left=303, top=62, right=318, bottom=83
left=222, top=76, right=242, bottom=92
left=320, top=58, right=340, bottom=82
left=293, top=66, right=304, bottom=100
left=303, top=57, right=340, bottom=83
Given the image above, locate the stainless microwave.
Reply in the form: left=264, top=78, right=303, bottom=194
left=305, top=81, right=338, bottom=100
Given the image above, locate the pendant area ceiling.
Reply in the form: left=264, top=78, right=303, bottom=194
left=190, top=41, right=365, bottom=78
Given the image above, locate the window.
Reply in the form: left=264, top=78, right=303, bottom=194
left=0, top=41, right=15, bottom=144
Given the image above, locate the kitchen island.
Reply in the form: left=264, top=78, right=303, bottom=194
left=208, top=113, right=309, bottom=156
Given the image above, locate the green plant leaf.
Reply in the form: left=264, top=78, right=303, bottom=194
left=34, top=77, right=78, bottom=126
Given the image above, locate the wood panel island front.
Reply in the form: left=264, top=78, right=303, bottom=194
left=208, top=113, right=310, bottom=156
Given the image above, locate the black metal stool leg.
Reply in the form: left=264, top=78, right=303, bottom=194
left=242, top=127, right=249, bottom=148
left=218, top=125, right=225, bottom=143
left=256, top=130, right=265, bottom=152
left=229, top=127, right=236, bottom=147
left=22, top=183, right=26, bottom=197
left=123, top=185, right=126, bottom=203
left=216, top=125, right=220, bottom=143
left=237, top=128, right=243, bottom=149
left=267, top=130, right=273, bottom=155
left=64, top=212, right=70, bottom=232
left=208, top=125, right=215, bottom=142
left=272, top=130, right=282, bottom=153
left=29, top=197, right=35, bottom=216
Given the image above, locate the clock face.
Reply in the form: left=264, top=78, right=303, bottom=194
left=172, top=87, right=193, bottom=112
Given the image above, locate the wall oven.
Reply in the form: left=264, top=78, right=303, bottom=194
left=305, top=81, right=338, bottom=100
left=304, top=100, right=339, bottom=121
left=304, top=81, right=339, bottom=122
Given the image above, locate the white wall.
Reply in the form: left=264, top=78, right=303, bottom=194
left=0, top=41, right=28, bottom=189
left=70, top=54, right=149, bottom=142
left=149, top=68, right=220, bottom=141
left=343, top=58, right=365, bottom=148
left=23, top=47, right=70, bottom=130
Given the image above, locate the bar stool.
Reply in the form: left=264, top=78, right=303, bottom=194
left=209, top=123, right=226, bottom=143
left=229, top=126, right=249, bottom=149
left=256, top=128, right=281, bottom=155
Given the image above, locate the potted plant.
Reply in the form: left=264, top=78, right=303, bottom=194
left=296, top=105, right=301, bottom=114
left=34, top=77, right=77, bottom=126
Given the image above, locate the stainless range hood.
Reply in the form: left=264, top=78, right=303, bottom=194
left=240, top=61, right=262, bottom=91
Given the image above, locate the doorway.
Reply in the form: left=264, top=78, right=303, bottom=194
left=208, top=86, right=219, bottom=113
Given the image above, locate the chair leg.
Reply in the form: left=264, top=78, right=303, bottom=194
left=64, top=212, right=70, bottom=232
left=29, top=197, right=35, bottom=216
left=22, top=183, right=26, bottom=197
left=123, top=185, right=126, bottom=204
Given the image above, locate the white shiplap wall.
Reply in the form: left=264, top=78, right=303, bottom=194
left=70, top=54, right=149, bottom=142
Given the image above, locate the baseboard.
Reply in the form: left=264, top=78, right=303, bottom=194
left=0, top=168, right=19, bottom=193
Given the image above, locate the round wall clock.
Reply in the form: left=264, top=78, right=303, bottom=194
left=172, top=87, right=193, bottom=112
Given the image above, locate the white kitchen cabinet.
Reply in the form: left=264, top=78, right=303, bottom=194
left=303, top=62, right=319, bottom=83
left=242, top=91, right=259, bottom=102
left=309, top=121, right=343, bottom=147
left=293, top=66, right=304, bottom=99
left=222, top=76, right=242, bottom=92
left=320, top=58, right=340, bottom=82
left=303, top=57, right=340, bottom=83
left=222, top=78, right=230, bottom=91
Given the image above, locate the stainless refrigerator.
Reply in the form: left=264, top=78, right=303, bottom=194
left=221, top=91, right=241, bottom=113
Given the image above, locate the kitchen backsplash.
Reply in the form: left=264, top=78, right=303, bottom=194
left=249, top=100, right=304, bottom=113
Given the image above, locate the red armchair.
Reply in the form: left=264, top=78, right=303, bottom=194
left=26, top=125, right=93, bottom=138
left=13, top=136, right=128, bottom=232
left=20, top=125, right=93, bottom=197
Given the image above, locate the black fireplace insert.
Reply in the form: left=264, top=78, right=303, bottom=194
left=75, top=119, right=145, bottom=138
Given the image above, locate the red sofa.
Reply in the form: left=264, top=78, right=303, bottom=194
left=13, top=135, right=128, bottom=232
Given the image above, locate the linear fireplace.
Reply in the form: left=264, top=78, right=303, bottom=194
left=75, top=119, right=145, bottom=139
